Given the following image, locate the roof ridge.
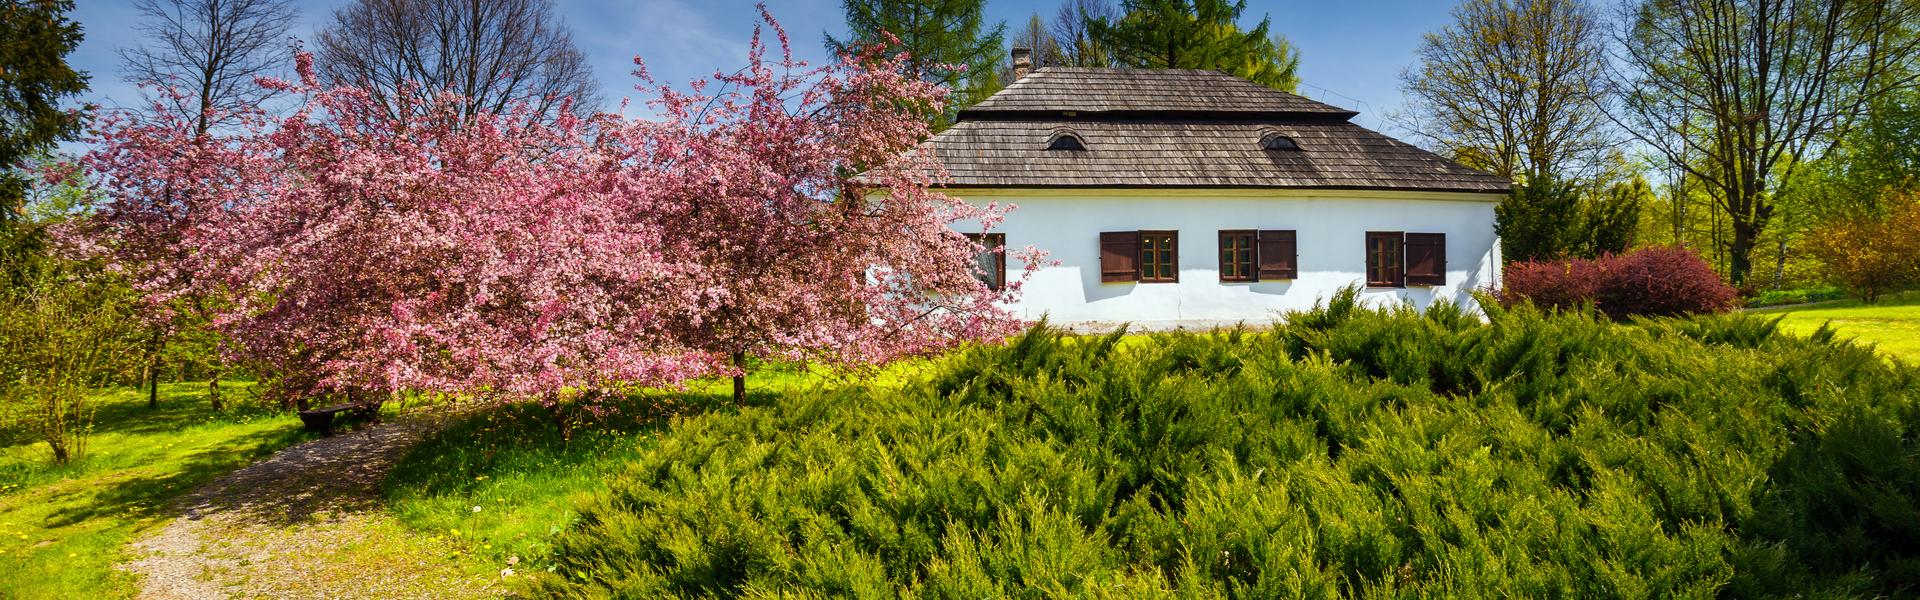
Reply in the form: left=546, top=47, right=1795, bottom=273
left=962, top=66, right=1357, bottom=119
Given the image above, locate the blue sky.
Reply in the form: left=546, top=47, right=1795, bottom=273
left=67, top=0, right=1461, bottom=132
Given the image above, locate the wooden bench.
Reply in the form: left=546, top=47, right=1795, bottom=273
left=297, top=402, right=378, bottom=435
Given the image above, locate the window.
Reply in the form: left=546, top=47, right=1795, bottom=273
left=1219, top=230, right=1256, bottom=281
left=1046, top=130, right=1086, bottom=151
left=1098, top=230, right=1177, bottom=283
left=1139, top=230, right=1178, bottom=282
left=1365, top=232, right=1447, bottom=287
left=966, top=233, right=1006, bottom=291
left=1366, top=231, right=1404, bottom=287
left=1259, top=132, right=1301, bottom=151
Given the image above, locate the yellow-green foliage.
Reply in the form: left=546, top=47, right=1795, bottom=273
left=531, top=292, right=1920, bottom=598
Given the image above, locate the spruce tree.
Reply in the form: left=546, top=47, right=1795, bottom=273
left=1087, top=0, right=1299, bottom=91
left=0, top=0, right=88, bottom=224
left=827, top=0, right=1006, bottom=122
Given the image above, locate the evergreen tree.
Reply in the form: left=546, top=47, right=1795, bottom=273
left=1086, top=0, right=1299, bottom=91
left=827, top=0, right=1006, bottom=122
left=0, top=0, right=88, bottom=224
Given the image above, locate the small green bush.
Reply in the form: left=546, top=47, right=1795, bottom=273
left=531, top=294, right=1920, bottom=598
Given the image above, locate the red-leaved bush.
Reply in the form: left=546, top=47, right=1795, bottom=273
left=1501, top=247, right=1737, bottom=319
left=1500, top=257, right=1603, bottom=312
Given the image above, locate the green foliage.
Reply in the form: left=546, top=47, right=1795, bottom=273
left=0, top=382, right=310, bottom=599
left=529, top=297, right=1920, bottom=597
left=0, top=272, right=142, bottom=463
left=1089, top=0, right=1299, bottom=92
left=1498, top=175, right=1648, bottom=262
left=826, top=0, right=1007, bottom=123
left=0, top=0, right=88, bottom=222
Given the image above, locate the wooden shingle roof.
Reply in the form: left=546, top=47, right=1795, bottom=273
left=922, top=67, right=1511, bottom=194
left=963, top=68, right=1357, bottom=118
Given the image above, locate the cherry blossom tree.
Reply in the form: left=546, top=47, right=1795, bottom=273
left=80, top=7, right=1034, bottom=408
left=612, top=8, right=1039, bottom=401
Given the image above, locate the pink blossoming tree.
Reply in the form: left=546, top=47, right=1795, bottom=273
left=80, top=7, right=1034, bottom=408
left=613, top=9, right=1038, bottom=401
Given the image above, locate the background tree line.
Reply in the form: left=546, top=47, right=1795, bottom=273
left=1399, top=0, right=1920, bottom=299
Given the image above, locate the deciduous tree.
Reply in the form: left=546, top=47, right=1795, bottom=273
left=312, top=0, right=599, bottom=125
left=1611, top=0, right=1920, bottom=287
left=84, top=9, right=1029, bottom=408
left=121, top=0, right=299, bottom=135
left=1399, top=0, right=1613, bottom=184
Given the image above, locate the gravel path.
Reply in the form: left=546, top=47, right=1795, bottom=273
left=122, top=416, right=501, bottom=599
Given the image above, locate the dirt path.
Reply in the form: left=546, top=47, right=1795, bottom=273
left=122, top=416, right=500, bottom=599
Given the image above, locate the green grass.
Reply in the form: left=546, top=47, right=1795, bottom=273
left=1752, top=291, right=1920, bottom=363
left=0, top=382, right=311, bottom=599
left=380, top=364, right=929, bottom=578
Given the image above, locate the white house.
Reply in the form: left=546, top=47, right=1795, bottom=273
left=920, top=53, right=1511, bottom=330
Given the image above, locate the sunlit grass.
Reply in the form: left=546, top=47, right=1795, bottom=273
left=1752, top=291, right=1920, bottom=364
left=0, top=382, right=311, bottom=599
left=377, top=358, right=947, bottom=579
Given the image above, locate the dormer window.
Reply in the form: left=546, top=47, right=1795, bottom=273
left=1046, top=130, right=1087, bottom=151
left=1260, top=133, right=1301, bottom=151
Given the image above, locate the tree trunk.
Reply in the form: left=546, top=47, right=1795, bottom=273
left=1774, top=238, right=1788, bottom=290
left=208, top=377, right=223, bottom=412
left=732, top=351, right=748, bottom=405
left=1729, top=220, right=1757, bottom=290
left=146, top=328, right=163, bottom=409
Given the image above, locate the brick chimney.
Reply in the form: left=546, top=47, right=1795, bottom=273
left=1011, top=47, right=1033, bottom=80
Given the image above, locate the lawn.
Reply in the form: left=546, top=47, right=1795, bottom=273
left=1751, top=291, right=1920, bottom=363
left=0, top=382, right=311, bottom=599
left=379, top=363, right=937, bottom=580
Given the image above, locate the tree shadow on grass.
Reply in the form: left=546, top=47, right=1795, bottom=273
left=382, top=387, right=769, bottom=503
left=82, top=382, right=290, bottom=438
left=37, top=426, right=312, bottom=530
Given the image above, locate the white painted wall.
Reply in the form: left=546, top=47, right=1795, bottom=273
left=952, top=189, right=1502, bottom=330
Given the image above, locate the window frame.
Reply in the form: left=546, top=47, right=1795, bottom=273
left=965, top=232, right=1007, bottom=291
left=1218, top=229, right=1257, bottom=282
left=1137, top=230, right=1179, bottom=283
left=1365, top=231, right=1405, bottom=288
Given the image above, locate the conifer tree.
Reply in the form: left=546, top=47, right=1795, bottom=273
left=826, top=0, right=1006, bottom=121
left=1087, top=0, right=1299, bottom=91
left=0, top=0, right=88, bottom=225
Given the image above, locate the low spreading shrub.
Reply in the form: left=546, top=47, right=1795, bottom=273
left=1502, top=247, right=1737, bottom=319
left=528, top=293, right=1920, bottom=598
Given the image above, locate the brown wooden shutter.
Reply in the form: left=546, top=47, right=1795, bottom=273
left=1099, top=231, right=1139, bottom=282
left=1256, top=230, right=1297, bottom=280
left=1404, top=232, right=1446, bottom=286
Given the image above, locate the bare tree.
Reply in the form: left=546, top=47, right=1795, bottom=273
left=1610, top=0, right=1920, bottom=287
left=312, top=0, right=600, bottom=124
left=1003, top=12, right=1063, bottom=79
left=1052, top=0, right=1117, bottom=67
left=120, top=0, right=299, bottom=135
left=1397, top=0, right=1614, bottom=184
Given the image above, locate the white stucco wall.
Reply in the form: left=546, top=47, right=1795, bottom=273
left=952, top=188, right=1502, bottom=330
